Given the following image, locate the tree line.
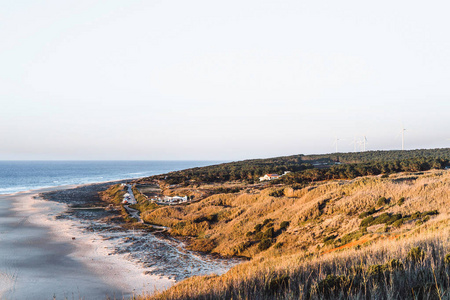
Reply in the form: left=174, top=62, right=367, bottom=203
left=148, top=148, right=450, bottom=185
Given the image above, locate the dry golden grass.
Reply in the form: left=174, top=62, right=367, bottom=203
left=142, top=170, right=449, bottom=258
left=139, top=170, right=450, bottom=299
left=146, top=217, right=450, bottom=299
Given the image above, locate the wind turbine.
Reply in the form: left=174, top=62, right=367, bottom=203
left=357, top=136, right=368, bottom=152
left=362, top=136, right=368, bottom=152
left=333, top=137, right=341, bottom=153
left=401, top=126, right=406, bottom=150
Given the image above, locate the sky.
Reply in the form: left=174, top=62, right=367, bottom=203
left=1, top=0, right=449, bottom=160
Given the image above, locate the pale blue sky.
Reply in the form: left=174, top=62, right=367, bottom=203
left=1, top=1, right=449, bottom=160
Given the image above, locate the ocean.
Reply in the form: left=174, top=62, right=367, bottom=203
left=0, top=160, right=220, bottom=194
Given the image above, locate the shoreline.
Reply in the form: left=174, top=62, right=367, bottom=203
left=0, top=184, right=175, bottom=299
left=0, top=181, right=239, bottom=299
left=0, top=177, right=135, bottom=197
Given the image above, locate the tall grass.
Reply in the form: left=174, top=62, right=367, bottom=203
left=147, top=224, right=450, bottom=299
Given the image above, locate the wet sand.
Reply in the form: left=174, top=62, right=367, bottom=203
left=0, top=187, right=174, bottom=300
left=39, top=183, right=239, bottom=282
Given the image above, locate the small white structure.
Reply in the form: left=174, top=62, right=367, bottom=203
left=163, top=196, right=188, bottom=203
left=152, top=195, right=189, bottom=205
left=259, top=171, right=290, bottom=182
left=259, top=174, right=281, bottom=182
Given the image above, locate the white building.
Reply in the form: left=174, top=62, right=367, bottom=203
left=259, top=171, right=290, bottom=182
left=259, top=174, right=281, bottom=181
left=163, top=196, right=188, bottom=203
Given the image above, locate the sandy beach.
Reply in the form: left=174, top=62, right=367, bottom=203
left=0, top=186, right=174, bottom=300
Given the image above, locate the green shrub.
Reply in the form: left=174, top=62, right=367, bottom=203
left=263, top=218, right=273, bottom=225
left=263, top=227, right=274, bottom=239
left=360, top=212, right=403, bottom=227
left=407, top=247, right=425, bottom=264
left=444, top=254, right=450, bottom=265
left=392, top=219, right=404, bottom=228
left=269, top=189, right=284, bottom=197
left=377, top=196, right=388, bottom=206
left=323, top=234, right=337, bottom=245
left=246, top=231, right=254, bottom=237
left=422, top=210, right=439, bottom=217
left=415, top=220, right=423, bottom=226
left=358, top=207, right=376, bottom=219
left=422, top=215, right=430, bottom=222
left=372, top=213, right=391, bottom=225
left=258, top=238, right=272, bottom=251
left=386, top=214, right=403, bottom=225
left=273, top=242, right=283, bottom=249
left=279, top=221, right=290, bottom=230
left=397, top=197, right=405, bottom=206
left=255, top=231, right=264, bottom=240
left=410, top=211, right=421, bottom=220
left=360, top=216, right=375, bottom=227
left=336, top=229, right=366, bottom=246
left=409, top=210, right=438, bottom=221
left=358, top=211, right=370, bottom=219
left=193, top=214, right=218, bottom=224
left=254, top=223, right=263, bottom=231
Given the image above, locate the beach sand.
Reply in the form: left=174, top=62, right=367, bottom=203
left=0, top=187, right=174, bottom=300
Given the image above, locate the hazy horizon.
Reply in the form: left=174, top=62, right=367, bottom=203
left=1, top=1, right=449, bottom=160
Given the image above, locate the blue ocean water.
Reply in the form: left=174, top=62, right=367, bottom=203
left=0, top=161, right=220, bottom=194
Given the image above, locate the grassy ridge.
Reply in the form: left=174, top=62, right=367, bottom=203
left=141, top=170, right=449, bottom=257
left=144, top=169, right=450, bottom=299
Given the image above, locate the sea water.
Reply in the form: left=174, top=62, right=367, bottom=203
left=0, top=160, right=219, bottom=194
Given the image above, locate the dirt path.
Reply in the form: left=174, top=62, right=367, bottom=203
left=124, top=205, right=144, bottom=223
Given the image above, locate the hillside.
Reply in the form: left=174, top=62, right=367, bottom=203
left=144, top=169, right=450, bottom=299
left=140, top=170, right=448, bottom=257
